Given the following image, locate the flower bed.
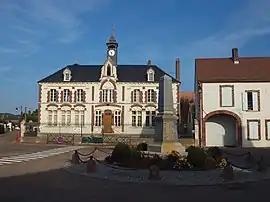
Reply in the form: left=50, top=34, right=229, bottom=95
left=104, top=143, right=228, bottom=171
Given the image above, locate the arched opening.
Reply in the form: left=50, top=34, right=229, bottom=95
left=202, top=110, right=242, bottom=147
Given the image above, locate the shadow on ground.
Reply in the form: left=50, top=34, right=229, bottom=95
left=0, top=167, right=269, bottom=202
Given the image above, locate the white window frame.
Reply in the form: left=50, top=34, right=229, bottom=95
left=63, top=89, right=70, bottom=102
left=102, top=89, right=114, bottom=102
left=145, top=110, right=156, bottom=127
left=61, top=110, right=71, bottom=126
left=75, top=111, right=80, bottom=126
left=61, top=111, right=66, bottom=126
left=147, top=89, right=155, bottom=102
left=48, top=110, right=53, bottom=125
left=50, top=89, right=57, bottom=102
left=133, top=89, right=140, bottom=102
left=220, top=85, right=234, bottom=107
left=76, top=89, right=83, bottom=102
left=114, top=110, right=121, bottom=126
left=247, top=120, right=260, bottom=140
left=48, top=110, right=58, bottom=126
left=95, top=110, right=102, bottom=126
left=242, top=90, right=260, bottom=111
left=147, top=70, right=154, bottom=81
left=131, top=111, right=142, bottom=127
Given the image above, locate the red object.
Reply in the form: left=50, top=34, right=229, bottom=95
left=15, top=135, right=19, bottom=142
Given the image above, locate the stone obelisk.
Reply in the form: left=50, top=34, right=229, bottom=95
left=150, top=75, right=185, bottom=154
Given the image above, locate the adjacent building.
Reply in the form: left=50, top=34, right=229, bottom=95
left=37, top=32, right=181, bottom=140
left=195, top=48, right=270, bottom=147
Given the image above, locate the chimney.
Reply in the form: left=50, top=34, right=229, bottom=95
left=232, top=48, right=239, bottom=64
left=175, top=58, right=180, bottom=81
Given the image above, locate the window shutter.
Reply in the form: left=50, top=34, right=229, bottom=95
left=131, top=91, right=134, bottom=103
left=154, top=91, right=157, bottom=103
left=113, top=90, right=117, bottom=102
left=99, top=91, right=102, bottom=102
left=83, top=90, right=86, bottom=103
left=74, top=91, right=77, bottom=103
left=145, top=91, right=148, bottom=103
left=61, top=91, right=64, bottom=102
left=47, top=91, right=50, bottom=102
left=252, top=92, right=259, bottom=111
left=242, top=92, right=248, bottom=111
left=56, top=91, right=59, bottom=103
left=139, top=91, right=143, bottom=103
left=68, top=90, right=72, bottom=102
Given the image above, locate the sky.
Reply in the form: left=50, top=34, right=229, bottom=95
left=1, top=0, right=270, bottom=113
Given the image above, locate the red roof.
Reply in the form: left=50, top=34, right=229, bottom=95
left=195, top=57, right=270, bottom=82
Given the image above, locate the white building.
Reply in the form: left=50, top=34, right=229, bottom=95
left=195, top=48, right=270, bottom=147
left=37, top=32, right=181, bottom=140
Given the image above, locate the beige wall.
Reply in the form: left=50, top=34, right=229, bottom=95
left=39, top=81, right=179, bottom=136
left=202, top=82, right=270, bottom=147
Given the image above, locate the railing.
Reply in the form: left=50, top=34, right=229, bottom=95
left=46, top=134, right=75, bottom=145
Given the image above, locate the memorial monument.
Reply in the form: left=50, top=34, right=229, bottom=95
left=149, top=75, right=186, bottom=154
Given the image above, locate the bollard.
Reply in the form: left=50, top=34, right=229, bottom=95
left=245, top=152, right=254, bottom=165
left=148, top=165, right=161, bottom=180
left=221, top=162, right=234, bottom=181
left=257, top=155, right=267, bottom=172
left=15, top=135, right=19, bottom=142
left=86, top=156, right=97, bottom=173
left=71, top=150, right=80, bottom=165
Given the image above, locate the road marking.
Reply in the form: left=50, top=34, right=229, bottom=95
left=0, top=146, right=86, bottom=166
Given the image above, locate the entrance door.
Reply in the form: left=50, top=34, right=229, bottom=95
left=102, top=110, right=114, bottom=133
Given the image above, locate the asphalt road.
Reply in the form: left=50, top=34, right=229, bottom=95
left=0, top=132, right=270, bottom=202
left=0, top=148, right=268, bottom=202
left=0, top=131, right=65, bottom=157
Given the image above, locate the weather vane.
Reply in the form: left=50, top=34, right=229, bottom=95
left=111, top=24, right=115, bottom=37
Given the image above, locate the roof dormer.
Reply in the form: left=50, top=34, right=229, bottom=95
left=146, top=60, right=155, bottom=82
left=63, top=68, right=72, bottom=82
left=100, top=58, right=118, bottom=80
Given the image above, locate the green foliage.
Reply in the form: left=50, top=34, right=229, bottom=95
left=111, top=143, right=132, bottom=164
left=186, top=146, right=207, bottom=168
left=207, top=147, right=223, bottom=165
left=136, top=142, right=148, bottom=151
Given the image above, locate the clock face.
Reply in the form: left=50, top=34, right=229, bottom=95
left=108, top=49, right=115, bottom=56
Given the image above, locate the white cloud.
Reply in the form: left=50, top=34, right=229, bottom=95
left=0, top=0, right=107, bottom=57
left=178, top=0, right=270, bottom=58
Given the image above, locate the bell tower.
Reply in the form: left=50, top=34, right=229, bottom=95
left=106, top=25, right=118, bottom=66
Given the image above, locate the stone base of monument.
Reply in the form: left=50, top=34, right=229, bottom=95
left=148, top=141, right=186, bottom=155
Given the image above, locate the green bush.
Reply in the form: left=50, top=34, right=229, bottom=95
left=136, top=142, right=148, bottom=151
left=207, top=147, right=222, bottom=163
left=186, top=146, right=206, bottom=168
left=111, top=143, right=132, bottom=164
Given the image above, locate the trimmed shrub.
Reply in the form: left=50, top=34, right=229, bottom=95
left=186, top=146, right=206, bottom=168
left=136, top=142, right=148, bottom=151
left=207, top=147, right=222, bottom=163
left=111, top=143, right=132, bottom=164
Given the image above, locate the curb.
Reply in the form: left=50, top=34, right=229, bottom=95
left=62, top=163, right=270, bottom=187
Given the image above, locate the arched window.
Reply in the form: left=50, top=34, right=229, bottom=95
left=147, top=70, right=155, bottom=81
left=107, top=65, right=111, bottom=76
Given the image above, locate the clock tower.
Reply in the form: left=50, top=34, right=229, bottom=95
left=106, top=26, right=118, bottom=66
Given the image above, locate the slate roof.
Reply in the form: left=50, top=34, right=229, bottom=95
left=38, top=64, right=179, bottom=83
left=195, top=57, right=270, bottom=82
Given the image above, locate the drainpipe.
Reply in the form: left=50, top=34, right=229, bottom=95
left=198, top=83, right=202, bottom=147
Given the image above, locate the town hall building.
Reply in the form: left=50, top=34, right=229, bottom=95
left=37, top=31, right=181, bottom=139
